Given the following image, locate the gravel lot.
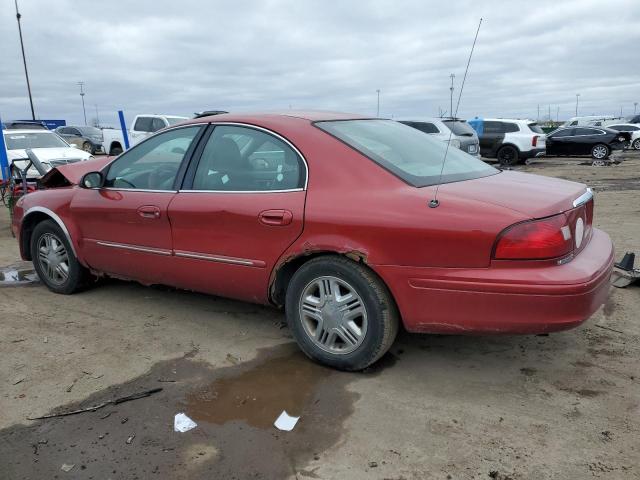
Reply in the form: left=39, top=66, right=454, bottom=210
left=1, top=152, right=638, bottom=479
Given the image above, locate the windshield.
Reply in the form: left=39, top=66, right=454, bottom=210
left=77, top=126, right=102, bottom=136
left=442, top=120, right=476, bottom=136
left=3, top=131, right=69, bottom=150
left=166, top=117, right=187, bottom=126
left=316, top=120, right=497, bottom=187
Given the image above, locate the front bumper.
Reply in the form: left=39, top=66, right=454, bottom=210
left=374, top=228, right=614, bottom=334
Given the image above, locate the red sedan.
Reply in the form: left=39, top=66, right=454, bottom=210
left=12, top=112, right=614, bottom=370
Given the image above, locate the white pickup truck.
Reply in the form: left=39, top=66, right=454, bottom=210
left=101, top=114, right=189, bottom=155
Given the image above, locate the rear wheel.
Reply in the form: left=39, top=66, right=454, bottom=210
left=30, top=220, right=89, bottom=294
left=82, top=141, right=93, bottom=153
left=591, top=144, right=609, bottom=160
left=285, top=256, right=399, bottom=371
left=632, top=138, right=640, bottom=150
left=110, top=144, right=123, bottom=155
left=497, top=145, right=519, bottom=166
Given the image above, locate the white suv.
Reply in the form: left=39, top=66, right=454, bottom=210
left=469, top=118, right=546, bottom=166
left=398, top=117, right=480, bottom=156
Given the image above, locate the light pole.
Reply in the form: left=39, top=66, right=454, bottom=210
left=78, top=82, right=87, bottom=125
left=376, top=89, right=380, bottom=117
left=635, top=102, right=638, bottom=114
left=575, top=94, right=580, bottom=117
left=14, top=0, right=35, bottom=120
left=449, top=73, right=455, bottom=118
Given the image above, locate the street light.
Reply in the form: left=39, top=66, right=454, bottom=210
left=376, top=89, right=380, bottom=117
left=78, top=82, right=87, bottom=125
left=14, top=0, right=35, bottom=120
left=635, top=102, right=638, bottom=114
left=575, top=94, right=580, bottom=117
left=449, top=73, right=455, bottom=119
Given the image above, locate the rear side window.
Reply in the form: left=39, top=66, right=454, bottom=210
left=550, top=129, right=573, bottom=138
left=575, top=128, right=598, bottom=136
left=316, top=119, right=497, bottom=188
left=133, top=117, right=153, bottom=132
left=527, top=123, right=544, bottom=134
left=400, top=121, right=439, bottom=134
left=503, top=123, right=519, bottom=133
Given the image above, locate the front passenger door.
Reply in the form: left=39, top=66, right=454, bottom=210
left=71, top=125, right=203, bottom=283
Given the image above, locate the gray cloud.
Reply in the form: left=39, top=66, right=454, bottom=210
left=1, top=0, right=639, bottom=127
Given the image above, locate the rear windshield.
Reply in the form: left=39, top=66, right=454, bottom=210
left=3, top=132, right=69, bottom=150
left=527, top=123, right=544, bottom=134
left=442, top=120, right=476, bottom=136
left=315, top=120, right=497, bottom=187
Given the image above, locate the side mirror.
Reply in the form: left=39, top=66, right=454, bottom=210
left=80, top=171, right=104, bottom=189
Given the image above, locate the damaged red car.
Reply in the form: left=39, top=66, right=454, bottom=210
left=12, top=112, right=614, bottom=370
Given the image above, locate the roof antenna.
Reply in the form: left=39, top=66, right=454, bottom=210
left=429, top=18, right=483, bottom=209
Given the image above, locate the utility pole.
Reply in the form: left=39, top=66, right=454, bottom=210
left=635, top=102, right=638, bottom=114
left=537, top=104, right=540, bottom=122
left=556, top=106, right=559, bottom=123
left=14, top=0, right=35, bottom=120
left=376, top=89, right=380, bottom=117
left=449, top=73, right=455, bottom=119
left=94, top=104, right=100, bottom=127
left=548, top=105, right=551, bottom=122
left=78, top=82, right=87, bottom=125
left=575, top=93, right=580, bottom=117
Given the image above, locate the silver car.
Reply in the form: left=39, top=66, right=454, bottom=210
left=398, top=117, right=480, bottom=156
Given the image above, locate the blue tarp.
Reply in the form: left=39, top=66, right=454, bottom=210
left=467, top=117, right=484, bottom=136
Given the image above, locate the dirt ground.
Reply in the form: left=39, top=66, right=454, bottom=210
left=0, top=151, right=639, bottom=480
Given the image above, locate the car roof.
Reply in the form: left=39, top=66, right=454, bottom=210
left=187, top=110, right=371, bottom=125
left=395, top=117, right=446, bottom=124
left=3, top=129, right=55, bottom=135
left=483, top=118, right=536, bottom=123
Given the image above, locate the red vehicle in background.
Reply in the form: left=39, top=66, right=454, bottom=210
left=11, top=112, right=613, bottom=370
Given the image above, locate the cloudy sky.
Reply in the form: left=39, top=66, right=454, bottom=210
left=1, top=0, right=639, bottom=127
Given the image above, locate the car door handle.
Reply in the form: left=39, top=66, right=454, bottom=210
left=259, top=209, right=293, bottom=226
left=137, top=205, right=161, bottom=219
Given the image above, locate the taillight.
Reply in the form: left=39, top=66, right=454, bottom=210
left=532, top=135, right=538, bottom=147
left=493, top=213, right=572, bottom=260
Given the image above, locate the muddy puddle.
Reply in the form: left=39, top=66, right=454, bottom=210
left=0, top=344, right=395, bottom=479
left=0, top=262, right=39, bottom=286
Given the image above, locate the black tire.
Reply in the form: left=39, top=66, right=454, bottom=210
left=591, top=144, right=609, bottom=160
left=30, top=220, right=89, bottom=294
left=82, top=141, right=93, bottom=154
left=497, top=145, right=519, bottom=166
left=110, top=144, right=123, bottom=155
left=285, top=256, right=399, bottom=371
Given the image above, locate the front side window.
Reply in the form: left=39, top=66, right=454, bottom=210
left=4, top=132, right=69, bottom=149
left=316, top=120, right=497, bottom=187
left=191, top=125, right=304, bottom=191
left=105, top=126, right=201, bottom=190
left=483, top=121, right=504, bottom=134
left=575, top=128, right=598, bottom=136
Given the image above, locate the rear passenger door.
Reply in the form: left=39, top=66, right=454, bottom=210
left=480, top=121, right=504, bottom=157
left=167, top=124, right=307, bottom=303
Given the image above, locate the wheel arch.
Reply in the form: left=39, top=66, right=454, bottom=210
left=21, top=207, right=78, bottom=261
left=268, top=248, right=396, bottom=310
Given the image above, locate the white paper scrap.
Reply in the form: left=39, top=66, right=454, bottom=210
left=174, top=412, right=197, bottom=433
left=274, top=410, right=300, bottom=431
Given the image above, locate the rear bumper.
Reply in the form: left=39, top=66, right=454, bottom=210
left=374, top=228, right=614, bottom=334
left=520, top=147, right=546, bottom=160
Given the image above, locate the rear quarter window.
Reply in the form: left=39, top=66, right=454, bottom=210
left=503, top=123, right=520, bottom=133
left=527, top=123, right=544, bottom=134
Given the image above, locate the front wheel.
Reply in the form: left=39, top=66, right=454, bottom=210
left=591, top=144, right=609, bottom=160
left=285, top=256, right=399, bottom=371
left=30, top=220, right=89, bottom=294
left=497, top=145, right=519, bottom=166
left=82, top=141, right=93, bottom=153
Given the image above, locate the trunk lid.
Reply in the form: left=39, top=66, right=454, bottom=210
left=440, top=170, right=587, bottom=218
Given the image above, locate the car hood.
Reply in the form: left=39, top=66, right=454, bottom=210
left=40, top=155, right=113, bottom=187
left=440, top=170, right=587, bottom=218
left=7, top=147, right=92, bottom=162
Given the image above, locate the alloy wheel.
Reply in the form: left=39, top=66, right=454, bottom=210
left=82, top=142, right=93, bottom=153
left=37, top=233, right=70, bottom=286
left=633, top=139, right=640, bottom=150
left=298, top=276, right=368, bottom=355
left=592, top=145, right=608, bottom=159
